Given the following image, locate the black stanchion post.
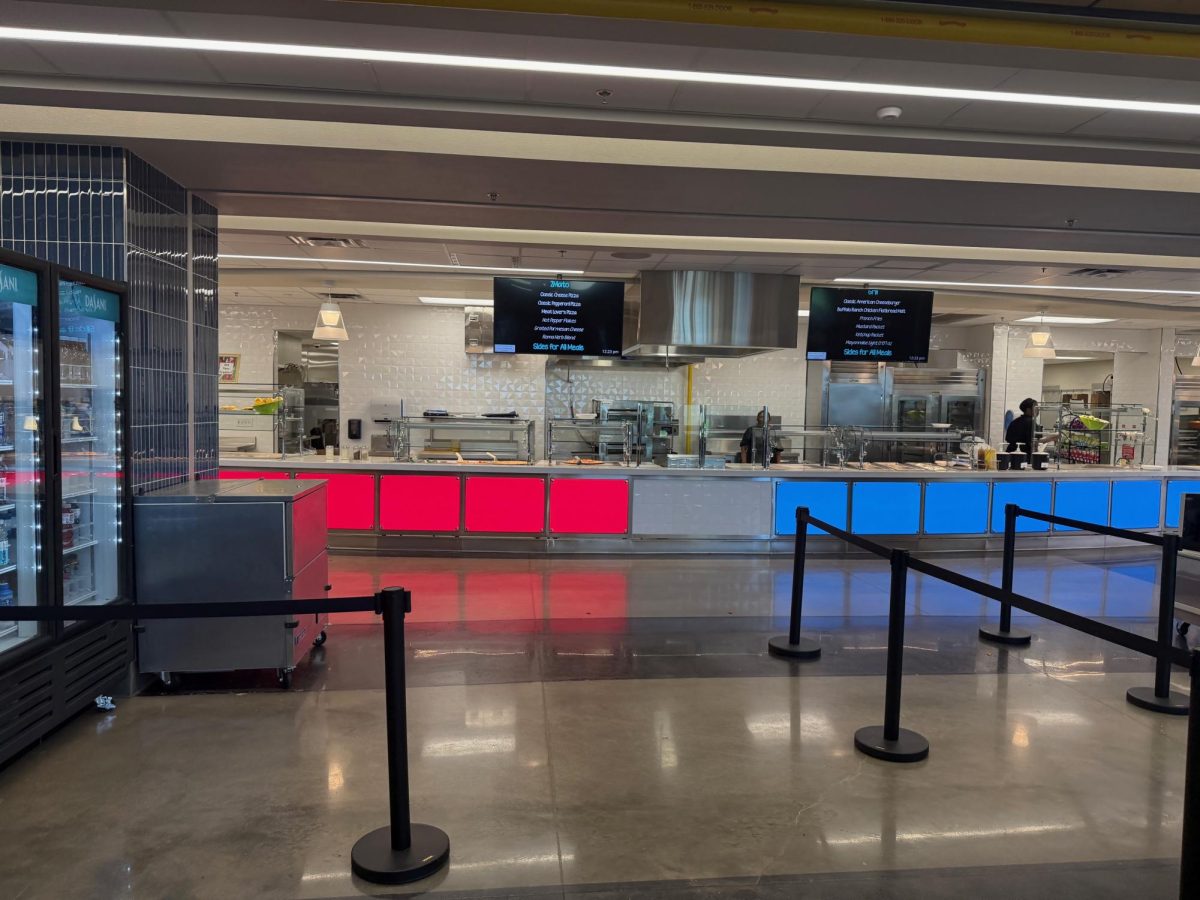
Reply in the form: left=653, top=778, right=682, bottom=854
left=768, top=507, right=822, bottom=660
left=980, top=503, right=1033, bottom=646
left=1128, top=534, right=1189, bottom=715
left=1180, top=653, right=1199, bottom=899
left=854, top=549, right=929, bottom=763
left=352, top=587, right=450, bottom=884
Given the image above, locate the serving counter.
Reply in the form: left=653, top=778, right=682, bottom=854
left=218, top=456, right=1200, bottom=555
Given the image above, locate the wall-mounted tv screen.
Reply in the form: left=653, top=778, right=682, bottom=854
left=492, top=278, right=624, bottom=357
left=805, top=287, right=934, bottom=363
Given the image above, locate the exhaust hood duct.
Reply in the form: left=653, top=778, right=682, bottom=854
left=623, top=271, right=799, bottom=361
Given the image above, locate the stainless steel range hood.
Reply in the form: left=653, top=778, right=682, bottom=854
left=623, top=271, right=799, bottom=362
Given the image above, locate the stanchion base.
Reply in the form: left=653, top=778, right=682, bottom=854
left=854, top=725, right=929, bottom=763
left=978, top=625, right=1033, bottom=646
left=1125, top=686, right=1190, bottom=716
left=767, top=635, right=822, bottom=660
left=351, top=823, right=450, bottom=884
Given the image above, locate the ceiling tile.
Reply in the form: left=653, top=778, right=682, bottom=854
left=203, top=55, right=380, bottom=93
left=1067, top=110, right=1200, bottom=143
left=33, top=45, right=216, bottom=81
left=939, top=102, right=1104, bottom=135
left=805, top=93, right=968, bottom=128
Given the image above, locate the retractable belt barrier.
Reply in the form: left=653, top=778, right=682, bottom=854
left=0, top=589, right=451, bottom=886
left=767, top=504, right=1199, bottom=899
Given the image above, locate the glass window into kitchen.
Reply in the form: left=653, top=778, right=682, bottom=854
left=0, top=262, right=46, bottom=653
left=58, top=279, right=122, bottom=608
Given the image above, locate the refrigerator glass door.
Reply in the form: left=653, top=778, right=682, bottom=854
left=1172, top=402, right=1200, bottom=466
left=57, top=279, right=122, bottom=608
left=0, top=262, right=46, bottom=652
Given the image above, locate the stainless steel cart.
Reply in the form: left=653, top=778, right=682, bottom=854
left=134, top=479, right=329, bottom=688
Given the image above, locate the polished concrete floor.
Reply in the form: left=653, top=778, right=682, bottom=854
left=0, top=549, right=1195, bottom=899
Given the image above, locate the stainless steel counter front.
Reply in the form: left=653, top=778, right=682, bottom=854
left=219, top=457, right=1200, bottom=556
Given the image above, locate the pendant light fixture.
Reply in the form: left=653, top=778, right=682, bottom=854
left=313, top=297, right=349, bottom=341
left=1023, top=312, right=1056, bottom=359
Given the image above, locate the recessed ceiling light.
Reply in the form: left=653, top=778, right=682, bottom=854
left=220, top=254, right=584, bottom=275
left=4, top=27, right=1200, bottom=116
left=832, top=277, right=1196, bottom=298
left=419, top=296, right=493, bottom=306
left=1047, top=356, right=1100, bottom=361
left=1015, top=315, right=1116, bottom=325
left=797, top=309, right=809, bottom=317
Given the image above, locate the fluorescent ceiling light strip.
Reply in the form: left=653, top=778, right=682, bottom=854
left=1015, top=315, right=1115, bottom=325
left=221, top=254, right=583, bottom=275
left=3, top=26, right=1200, bottom=116
left=420, top=296, right=493, bottom=306
left=832, top=277, right=1200, bottom=297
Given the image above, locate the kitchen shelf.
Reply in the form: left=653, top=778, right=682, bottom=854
left=65, top=590, right=97, bottom=607
left=63, top=539, right=98, bottom=556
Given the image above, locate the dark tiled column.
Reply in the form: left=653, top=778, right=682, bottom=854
left=0, top=141, right=218, bottom=492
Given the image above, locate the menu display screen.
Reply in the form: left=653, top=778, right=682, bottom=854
left=493, top=278, right=624, bottom=356
left=805, top=287, right=934, bottom=363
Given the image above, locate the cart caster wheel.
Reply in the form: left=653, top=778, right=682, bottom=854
left=159, top=672, right=176, bottom=691
left=313, top=630, right=327, bottom=647
left=277, top=669, right=292, bottom=690
left=1179, top=622, right=1191, bottom=637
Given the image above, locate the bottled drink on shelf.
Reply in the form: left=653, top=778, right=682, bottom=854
left=0, top=583, right=12, bottom=608
left=0, top=536, right=8, bottom=567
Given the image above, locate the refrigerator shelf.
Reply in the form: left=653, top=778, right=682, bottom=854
left=0, top=563, right=16, bottom=575
left=0, top=445, right=13, bottom=453
left=0, top=503, right=14, bottom=513
left=60, top=383, right=97, bottom=390
left=0, top=622, right=17, bottom=640
left=62, top=487, right=96, bottom=500
left=62, top=436, right=96, bottom=444
left=63, top=539, right=98, bottom=556
left=65, top=591, right=98, bottom=607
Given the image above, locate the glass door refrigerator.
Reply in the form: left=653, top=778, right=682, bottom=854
left=0, top=252, right=49, bottom=658
left=0, top=251, right=129, bottom=768
left=53, top=273, right=128, bottom=615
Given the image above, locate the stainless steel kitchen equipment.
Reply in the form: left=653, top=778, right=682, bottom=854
left=546, top=417, right=634, bottom=463
left=388, top=415, right=536, bottom=463
left=592, top=399, right=678, bottom=464
left=812, top=362, right=985, bottom=463
left=1171, top=377, right=1200, bottom=466
left=134, top=479, right=330, bottom=689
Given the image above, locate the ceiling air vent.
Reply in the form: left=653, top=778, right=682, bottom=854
left=324, top=292, right=365, bottom=302
left=1065, top=267, right=1132, bottom=278
left=287, top=235, right=369, bottom=249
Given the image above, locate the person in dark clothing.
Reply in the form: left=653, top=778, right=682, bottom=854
left=740, top=410, right=781, bottom=464
left=1005, top=397, right=1056, bottom=463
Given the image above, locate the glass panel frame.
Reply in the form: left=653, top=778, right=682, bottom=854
left=0, top=252, right=50, bottom=656
left=54, top=270, right=128, bottom=617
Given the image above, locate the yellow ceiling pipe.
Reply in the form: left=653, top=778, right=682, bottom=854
left=345, top=0, right=1200, bottom=61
